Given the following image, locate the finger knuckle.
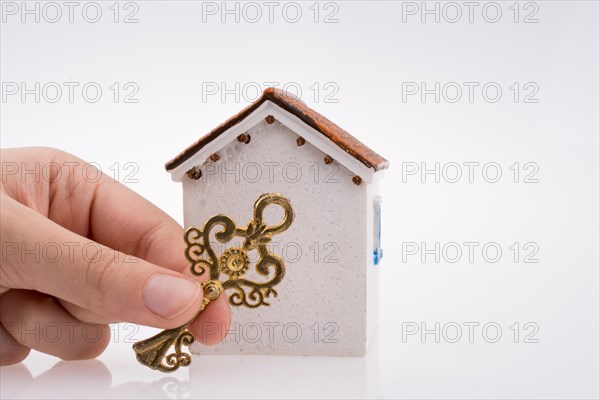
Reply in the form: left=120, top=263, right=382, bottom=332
left=61, top=324, right=110, bottom=361
left=82, top=247, right=118, bottom=307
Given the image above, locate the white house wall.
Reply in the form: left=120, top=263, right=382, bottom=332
left=183, top=117, right=369, bottom=355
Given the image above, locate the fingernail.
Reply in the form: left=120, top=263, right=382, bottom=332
left=143, top=274, right=202, bottom=319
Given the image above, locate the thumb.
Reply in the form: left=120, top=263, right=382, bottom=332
left=1, top=196, right=203, bottom=329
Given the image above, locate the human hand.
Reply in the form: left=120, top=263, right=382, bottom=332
left=0, top=147, right=231, bottom=365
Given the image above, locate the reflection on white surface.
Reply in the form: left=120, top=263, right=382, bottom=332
left=0, top=345, right=380, bottom=399
left=0, top=360, right=191, bottom=399
left=189, top=353, right=381, bottom=399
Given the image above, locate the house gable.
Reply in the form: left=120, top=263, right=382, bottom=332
left=166, top=88, right=389, bottom=183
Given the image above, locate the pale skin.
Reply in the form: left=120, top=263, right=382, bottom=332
left=0, top=147, right=231, bottom=365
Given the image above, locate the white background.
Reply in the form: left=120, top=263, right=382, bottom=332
left=1, top=1, right=599, bottom=398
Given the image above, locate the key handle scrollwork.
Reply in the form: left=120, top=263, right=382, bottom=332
left=133, top=193, right=294, bottom=372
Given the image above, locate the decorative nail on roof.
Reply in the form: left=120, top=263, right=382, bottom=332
left=165, top=87, right=389, bottom=172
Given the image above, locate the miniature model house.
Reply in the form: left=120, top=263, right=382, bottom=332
left=166, top=88, right=389, bottom=356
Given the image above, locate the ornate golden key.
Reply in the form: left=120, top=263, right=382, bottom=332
left=132, top=193, right=294, bottom=372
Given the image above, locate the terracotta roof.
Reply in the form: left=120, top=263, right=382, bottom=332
left=165, top=88, right=389, bottom=172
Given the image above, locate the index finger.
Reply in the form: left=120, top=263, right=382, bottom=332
left=2, top=147, right=187, bottom=273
